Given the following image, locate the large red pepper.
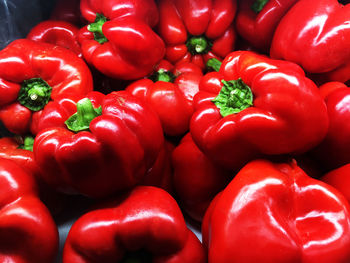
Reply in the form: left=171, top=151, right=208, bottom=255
left=34, top=91, right=164, bottom=198
left=235, top=0, right=298, bottom=52
left=126, top=62, right=203, bottom=136
left=78, top=0, right=165, bottom=80
left=271, top=0, right=350, bottom=82
left=172, top=133, right=231, bottom=222
left=0, top=39, right=93, bottom=135
left=312, top=82, right=350, bottom=170
left=0, top=158, right=58, bottom=263
left=27, top=20, right=82, bottom=57
left=190, top=51, right=329, bottom=170
left=63, top=186, right=206, bottom=263
left=203, top=159, right=350, bottom=262
left=157, top=0, right=237, bottom=70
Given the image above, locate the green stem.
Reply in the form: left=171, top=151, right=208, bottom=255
left=88, top=13, right=108, bottom=44
left=149, top=69, right=176, bottom=83
left=251, top=0, right=269, bottom=13
left=186, top=35, right=213, bottom=55
left=206, top=58, right=222, bottom=72
left=17, top=136, right=35, bottom=152
left=212, top=78, right=253, bottom=117
left=18, top=78, right=52, bottom=111
left=65, top=98, right=102, bottom=132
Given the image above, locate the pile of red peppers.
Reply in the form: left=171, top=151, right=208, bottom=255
left=2, top=0, right=350, bottom=262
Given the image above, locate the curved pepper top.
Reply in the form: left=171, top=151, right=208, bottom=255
left=203, top=159, right=350, bottom=263
left=63, top=186, right=206, bottom=263
left=0, top=158, right=59, bottom=263
left=158, top=0, right=237, bottom=70
left=0, top=39, right=93, bottom=135
left=190, top=51, right=329, bottom=170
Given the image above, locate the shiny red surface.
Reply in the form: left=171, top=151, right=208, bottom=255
left=203, top=159, right=350, bottom=263
left=63, top=186, right=206, bottom=262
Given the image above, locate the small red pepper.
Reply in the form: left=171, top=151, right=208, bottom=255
left=0, top=158, right=59, bottom=263
left=34, top=91, right=164, bottom=198
left=203, top=159, right=350, bottom=262
left=322, top=164, right=350, bottom=205
left=79, top=0, right=165, bottom=80
left=126, top=62, right=203, bottom=136
left=158, top=0, right=237, bottom=70
left=312, top=82, right=350, bottom=170
left=63, top=186, right=206, bottom=263
left=27, top=20, right=82, bottom=57
left=190, top=51, right=329, bottom=170
left=172, top=133, right=231, bottom=222
left=0, top=39, right=93, bottom=135
left=271, top=0, right=350, bottom=82
left=235, top=0, right=298, bottom=51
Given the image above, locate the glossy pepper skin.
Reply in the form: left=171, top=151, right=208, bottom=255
left=126, top=62, right=203, bottom=136
left=34, top=91, right=164, bottom=198
left=236, top=0, right=298, bottom=52
left=312, top=82, right=350, bottom=170
left=79, top=0, right=165, bottom=80
left=0, top=158, right=58, bottom=263
left=172, top=133, right=231, bottom=222
left=271, top=0, right=350, bottom=82
left=158, top=0, right=237, bottom=70
left=190, top=51, right=329, bottom=170
left=63, top=186, right=206, bottom=263
left=27, top=20, right=82, bottom=57
left=203, top=159, right=350, bottom=263
left=0, top=39, right=93, bottom=135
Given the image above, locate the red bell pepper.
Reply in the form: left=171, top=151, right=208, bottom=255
left=311, top=82, right=350, bottom=170
left=158, top=0, right=237, bottom=70
left=0, top=158, right=59, bottom=263
left=141, top=139, right=175, bottom=194
left=126, top=62, right=203, bottom=136
left=0, top=39, right=93, bottom=135
left=190, top=51, right=329, bottom=170
left=203, top=159, right=350, bottom=262
left=0, top=136, right=39, bottom=177
left=172, top=133, right=231, bottom=222
left=78, top=0, right=165, bottom=80
left=271, top=0, right=350, bottom=82
left=322, top=164, right=350, bottom=205
left=34, top=91, right=164, bottom=198
left=50, top=0, right=84, bottom=26
left=235, top=0, right=298, bottom=52
left=63, top=186, right=206, bottom=263
left=27, top=20, right=82, bottom=57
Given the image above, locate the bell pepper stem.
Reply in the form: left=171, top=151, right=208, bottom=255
left=207, top=58, right=222, bottom=72
left=65, top=98, right=102, bottom=132
left=17, top=136, right=35, bottom=152
left=212, top=78, right=253, bottom=117
left=251, top=0, right=269, bottom=13
left=18, top=78, right=52, bottom=112
left=186, top=35, right=213, bottom=55
left=88, top=13, right=108, bottom=44
left=149, top=69, right=176, bottom=83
